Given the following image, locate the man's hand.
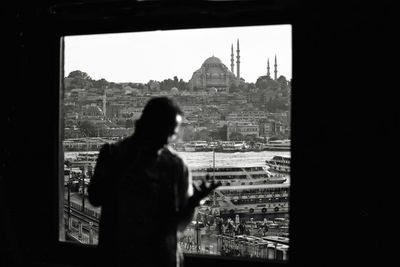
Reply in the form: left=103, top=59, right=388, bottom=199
left=192, top=174, right=221, bottom=204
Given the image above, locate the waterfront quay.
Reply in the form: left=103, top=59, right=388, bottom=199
left=64, top=190, right=289, bottom=259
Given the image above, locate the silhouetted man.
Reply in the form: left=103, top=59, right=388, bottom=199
left=88, top=97, right=219, bottom=267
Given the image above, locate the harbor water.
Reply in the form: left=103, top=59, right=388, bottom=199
left=65, top=150, right=290, bottom=169
left=178, top=150, right=290, bottom=169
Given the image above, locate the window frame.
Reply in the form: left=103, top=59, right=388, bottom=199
left=38, top=1, right=296, bottom=267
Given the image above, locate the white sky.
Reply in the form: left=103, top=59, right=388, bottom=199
left=64, top=24, right=291, bottom=84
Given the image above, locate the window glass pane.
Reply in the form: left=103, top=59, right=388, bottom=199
left=60, top=24, right=291, bottom=261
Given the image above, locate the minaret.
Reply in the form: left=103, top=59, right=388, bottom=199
left=236, top=39, right=240, bottom=81
left=230, top=44, right=234, bottom=73
left=102, top=92, right=107, bottom=118
left=267, top=58, right=270, bottom=77
left=274, top=54, right=278, bottom=80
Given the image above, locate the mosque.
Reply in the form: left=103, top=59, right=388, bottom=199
left=188, top=39, right=280, bottom=93
left=188, top=39, right=241, bottom=92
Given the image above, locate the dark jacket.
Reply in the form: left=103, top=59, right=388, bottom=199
left=88, top=136, right=189, bottom=267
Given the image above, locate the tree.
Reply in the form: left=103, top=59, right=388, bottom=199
left=255, top=76, right=269, bottom=90
left=194, top=129, right=211, bottom=141
left=229, top=83, right=239, bottom=93
left=277, top=75, right=288, bottom=91
left=158, top=76, right=189, bottom=91
left=178, top=79, right=189, bottom=91
left=159, top=78, right=174, bottom=91
left=66, top=70, right=93, bottom=89
left=210, top=125, right=227, bottom=141
left=248, top=83, right=256, bottom=90
left=68, top=78, right=92, bottom=89
left=93, top=78, right=109, bottom=90
left=229, top=132, right=244, bottom=141
left=243, top=135, right=258, bottom=142
left=109, top=82, right=122, bottom=90
left=68, top=70, right=91, bottom=80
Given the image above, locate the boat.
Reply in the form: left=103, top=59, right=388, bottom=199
left=200, top=183, right=289, bottom=216
left=184, top=141, right=211, bottom=152
left=68, top=151, right=99, bottom=167
left=191, top=166, right=287, bottom=186
left=265, top=155, right=290, bottom=174
left=264, top=139, right=291, bottom=151
left=216, top=141, right=247, bottom=152
left=184, top=143, right=196, bottom=152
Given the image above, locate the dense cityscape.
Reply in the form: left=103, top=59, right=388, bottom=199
left=62, top=51, right=291, bottom=149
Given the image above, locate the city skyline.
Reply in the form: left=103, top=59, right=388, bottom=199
left=64, top=24, right=292, bottom=84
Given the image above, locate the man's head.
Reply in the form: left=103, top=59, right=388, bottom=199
left=135, top=97, right=183, bottom=145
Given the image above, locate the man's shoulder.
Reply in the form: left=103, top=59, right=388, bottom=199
left=99, top=142, right=115, bottom=157
left=161, top=145, right=181, bottom=159
left=164, top=145, right=179, bottom=156
left=161, top=145, right=185, bottom=166
left=100, top=137, right=133, bottom=155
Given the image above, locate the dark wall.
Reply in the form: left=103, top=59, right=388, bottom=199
left=1, top=1, right=396, bottom=267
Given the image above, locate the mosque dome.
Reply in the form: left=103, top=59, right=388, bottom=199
left=189, top=54, right=238, bottom=92
left=202, top=56, right=223, bottom=66
left=170, top=87, right=179, bottom=95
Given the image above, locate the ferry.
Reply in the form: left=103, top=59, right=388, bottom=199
left=264, top=139, right=290, bottom=151
left=265, top=155, right=290, bottom=174
left=217, top=141, right=247, bottom=152
left=200, top=183, right=289, bottom=216
left=68, top=151, right=99, bottom=167
left=184, top=141, right=210, bottom=152
left=191, top=166, right=287, bottom=186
